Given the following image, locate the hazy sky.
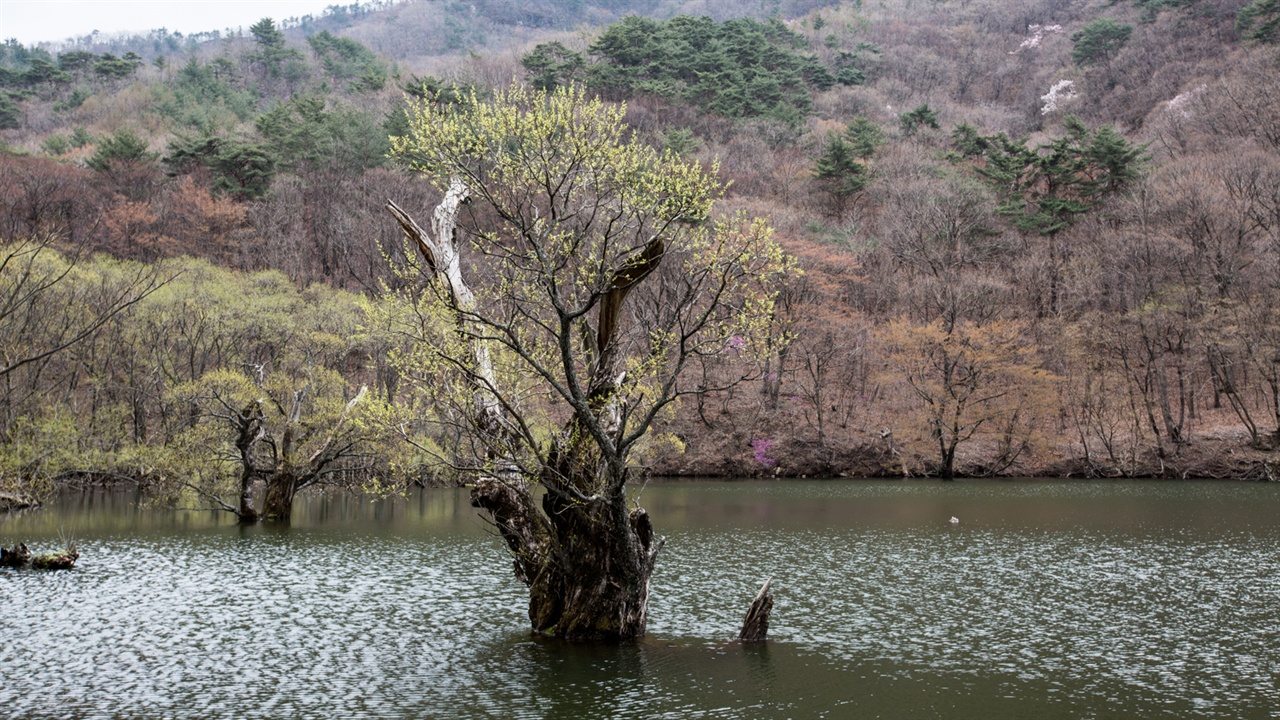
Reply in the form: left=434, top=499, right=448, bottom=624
left=2, top=0, right=347, bottom=45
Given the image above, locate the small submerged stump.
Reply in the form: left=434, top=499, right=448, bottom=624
left=1, top=542, right=77, bottom=570
left=0, top=543, right=31, bottom=568
left=738, top=577, right=774, bottom=642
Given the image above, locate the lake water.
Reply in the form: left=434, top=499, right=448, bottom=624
left=2, top=480, right=1278, bottom=719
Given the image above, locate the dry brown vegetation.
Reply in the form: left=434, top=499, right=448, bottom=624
left=3, top=0, right=1280, bottom=484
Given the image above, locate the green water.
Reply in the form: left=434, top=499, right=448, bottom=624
left=2, top=480, right=1277, bottom=719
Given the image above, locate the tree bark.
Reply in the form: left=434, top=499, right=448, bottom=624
left=468, top=441, right=664, bottom=640
left=738, top=577, right=774, bottom=642
left=262, top=471, right=297, bottom=521
left=390, top=183, right=666, bottom=640
left=235, top=401, right=264, bottom=522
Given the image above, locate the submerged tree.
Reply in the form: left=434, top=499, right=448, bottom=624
left=381, top=84, right=792, bottom=640
left=175, top=363, right=375, bottom=521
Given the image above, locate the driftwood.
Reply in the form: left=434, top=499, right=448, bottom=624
left=738, top=577, right=774, bottom=642
left=1, top=542, right=77, bottom=570
left=0, top=492, right=39, bottom=513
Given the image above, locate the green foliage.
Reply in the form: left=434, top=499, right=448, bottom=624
left=93, top=52, right=143, bottom=79
left=249, top=17, right=305, bottom=78
left=1071, top=18, right=1133, bottom=65
left=658, top=127, right=701, bottom=155
left=156, top=57, right=257, bottom=131
left=20, top=58, right=72, bottom=88
left=70, top=126, right=93, bottom=147
left=164, top=134, right=277, bottom=200
left=0, top=92, right=20, bottom=129
left=251, top=18, right=286, bottom=50
left=956, top=116, right=1148, bottom=234
left=899, top=104, right=939, bottom=135
left=1238, top=0, right=1280, bottom=42
left=385, top=83, right=795, bottom=488
left=52, top=86, right=91, bottom=112
left=41, top=135, right=70, bottom=155
left=948, top=122, right=989, bottom=158
left=813, top=132, right=869, bottom=220
left=57, top=50, right=97, bottom=74
left=42, top=125, right=94, bottom=153
left=845, top=115, right=883, bottom=159
left=386, top=77, right=468, bottom=141
left=0, top=412, right=87, bottom=492
left=87, top=129, right=157, bottom=172
left=307, top=30, right=386, bottom=90
left=521, top=41, right=585, bottom=91
left=834, top=48, right=869, bottom=86
left=124, top=259, right=396, bottom=507
left=402, top=74, right=466, bottom=104
left=0, top=39, right=53, bottom=69
left=256, top=95, right=389, bottom=175
left=562, top=14, right=830, bottom=121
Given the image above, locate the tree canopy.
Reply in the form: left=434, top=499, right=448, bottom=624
left=382, top=83, right=793, bottom=639
left=1071, top=18, right=1133, bottom=66
left=521, top=15, right=839, bottom=121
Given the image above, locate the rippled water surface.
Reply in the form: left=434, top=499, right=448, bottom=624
left=2, top=480, right=1278, bottom=719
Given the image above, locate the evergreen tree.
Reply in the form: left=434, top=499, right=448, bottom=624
left=248, top=18, right=302, bottom=79
left=962, top=116, right=1148, bottom=235
left=1238, top=0, right=1280, bottom=42
left=547, top=14, right=833, bottom=121
left=949, top=122, right=991, bottom=158
left=845, top=116, right=883, bottom=159
left=0, top=92, right=20, bottom=129
left=307, top=30, right=385, bottom=90
left=813, top=132, right=869, bottom=221
left=1071, top=18, right=1132, bottom=66
left=164, top=135, right=276, bottom=200
left=93, top=53, right=143, bottom=79
left=56, top=50, right=96, bottom=75
left=87, top=129, right=157, bottom=172
left=521, top=41, right=585, bottom=91
left=899, top=104, right=939, bottom=135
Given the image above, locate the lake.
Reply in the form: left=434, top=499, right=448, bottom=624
left=2, top=480, right=1277, bottom=719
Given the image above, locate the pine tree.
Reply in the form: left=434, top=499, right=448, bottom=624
left=899, top=104, right=940, bottom=136
left=845, top=116, right=883, bottom=159
left=813, top=132, right=869, bottom=221
left=1071, top=18, right=1132, bottom=66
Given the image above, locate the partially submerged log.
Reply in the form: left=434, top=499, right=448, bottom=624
left=1, top=542, right=77, bottom=570
left=0, top=492, right=39, bottom=513
left=31, top=547, right=79, bottom=570
left=738, top=577, right=774, bottom=642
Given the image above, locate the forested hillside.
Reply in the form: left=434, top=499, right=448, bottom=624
left=3, top=0, right=1280, bottom=502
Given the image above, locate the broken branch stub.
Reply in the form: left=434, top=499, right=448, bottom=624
left=738, top=576, right=774, bottom=641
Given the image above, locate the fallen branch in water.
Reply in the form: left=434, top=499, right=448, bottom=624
left=1, top=541, right=78, bottom=569
left=0, top=492, right=40, bottom=513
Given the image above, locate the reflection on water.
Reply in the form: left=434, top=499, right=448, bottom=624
left=2, top=480, right=1278, bottom=719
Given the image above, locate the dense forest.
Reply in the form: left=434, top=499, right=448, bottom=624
left=3, top=0, right=1280, bottom=510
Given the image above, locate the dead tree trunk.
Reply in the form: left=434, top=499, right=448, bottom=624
left=738, top=577, right=774, bottom=642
